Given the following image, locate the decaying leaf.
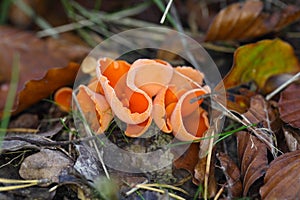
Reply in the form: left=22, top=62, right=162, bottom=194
left=0, top=140, right=40, bottom=153
left=236, top=131, right=268, bottom=196
left=241, top=95, right=281, bottom=154
left=1, top=133, right=63, bottom=153
left=205, top=1, right=300, bottom=41
left=225, top=84, right=256, bottom=113
left=173, top=143, right=199, bottom=175
left=222, top=39, right=300, bottom=90
left=173, top=143, right=217, bottom=197
left=0, top=62, right=80, bottom=117
left=243, top=95, right=278, bottom=127
left=217, top=152, right=242, bottom=198
left=19, top=148, right=73, bottom=183
left=260, top=150, right=300, bottom=199
left=0, top=26, right=89, bottom=117
left=193, top=155, right=217, bottom=198
left=74, top=144, right=103, bottom=181
left=282, top=126, right=300, bottom=151
left=278, top=83, right=300, bottom=128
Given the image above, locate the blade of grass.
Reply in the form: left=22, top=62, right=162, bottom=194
left=0, top=0, right=12, bottom=24
left=193, top=184, right=203, bottom=200
left=167, top=124, right=253, bottom=148
left=13, top=0, right=57, bottom=37
left=0, top=54, right=20, bottom=149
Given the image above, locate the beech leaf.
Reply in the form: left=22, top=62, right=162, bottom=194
left=0, top=26, right=89, bottom=117
left=173, top=143, right=199, bottom=175
left=216, top=152, right=242, bottom=198
left=236, top=131, right=268, bottom=196
left=260, top=150, right=300, bottom=199
left=223, top=39, right=300, bottom=90
left=205, top=1, right=300, bottom=41
left=278, top=83, right=300, bottom=128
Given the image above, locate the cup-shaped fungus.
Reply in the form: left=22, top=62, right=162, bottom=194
left=76, top=57, right=210, bottom=141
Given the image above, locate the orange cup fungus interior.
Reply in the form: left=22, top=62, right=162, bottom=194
left=76, top=57, right=210, bottom=141
left=54, top=87, right=73, bottom=112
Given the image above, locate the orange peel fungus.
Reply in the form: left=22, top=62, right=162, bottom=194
left=76, top=57, right=210, bottom=141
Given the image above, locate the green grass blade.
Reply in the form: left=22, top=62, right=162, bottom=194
left=0, top=0, right=12, bottom=24
left=0, top=54, right=20, bottom=149
left=12, top=0, right=57, bottom=37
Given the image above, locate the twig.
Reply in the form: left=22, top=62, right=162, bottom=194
left=0, top=128, right=39, bottom=133
left=204, top=129, right=214, bottom=200
left=125, top=180, right=148, bottom=196
left=135, top=184, right=186, bottom=200
left=213, top=185, right=224, bottom=200
left=160, top=0, right=173, bottom=24
left=266, top=72, right=300, bottom=100
left=0, top=178, right=49, bottom=192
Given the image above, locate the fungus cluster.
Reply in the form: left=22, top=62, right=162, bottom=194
left=77, top=58, right=210, bottom=141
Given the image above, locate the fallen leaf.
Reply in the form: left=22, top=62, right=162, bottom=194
left=205, top=1, right=300, bottom=41
left=8, top=113, right=39, bottom=129
left=243, top=95, right=278, bottom=127
left=173, top=143, right=199, bottom=175
left=222, top=39, right=300, bottom=90
left=262, top=73, right=295, bottom=94
left=282, top=126, right=300, bottom=151
left=225, top=84, right=256, bottom=113
left=173, top=143, right=217, bottom=197
left=241, top=95, right=281, bottom=154
left=74, top=144, right=103, bottom=181
left=193, top=154, right=217, bottom=198
left=0, top=62, right=80, bottom=117
left=236, top=131, right=268, bottom=196
left=19, top=148, right=73, bottom=183
left=260, top=150, right=300, bottom=199
left=0, top=140, right=40, bottom=153
left=278, top=83, right=300, bottom=128
left=0, top=26, right=89, bottom=117
left=217, top=152, right=242, bottom=198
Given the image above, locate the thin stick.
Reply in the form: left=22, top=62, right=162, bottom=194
left=142, top=183, right=189, bottom=195
left=160, top=0, right=173, bottom=24
left=0, top=182, right=38, bottom=191
left=125, top=180, right=148, bottom=196
left=0, top=128, right=39, bottom=133
left=203, top=129, right=214, bottom=200
left=136, top=184, right=185, bottom=200
left=266, top=72, right=300, bottom=100
left=213, top=185, right=224, bottom=200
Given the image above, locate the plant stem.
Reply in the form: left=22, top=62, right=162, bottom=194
left=0, top=54, right=20, bottom=149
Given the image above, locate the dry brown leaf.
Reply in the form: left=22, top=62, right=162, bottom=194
left=243, top=95, right=279, bottom=127
left=205, top=1, right=300, bottom=41
left=282, top=126, right=300, bottom=151
left=173, top=143, right=199, bottom=175
left=260, top=150, right=300, bottom=199
left=216, top=152, right=242, bottom=198
left=278, top=83, right=300, bottom=128
left=0, top=26, right=89, bottom=117
left=19, top=148, right=73, bottom=183
left=173, top=144, right=217, bottom=197
left=193, top=155, right=217, bottom=198
left=225, top=85, right=256, bottom=113
left=236, top=131, right=268, bottom=196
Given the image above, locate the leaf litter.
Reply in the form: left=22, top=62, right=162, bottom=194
left=1, top=0, right=300, bottom=199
